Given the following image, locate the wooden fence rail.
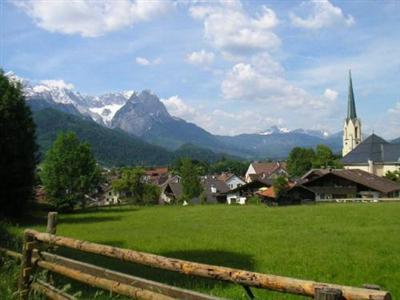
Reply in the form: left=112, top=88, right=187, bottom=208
left=24, top=228, right=391, bottom=300
left=0, top=212, right=393, bottom=300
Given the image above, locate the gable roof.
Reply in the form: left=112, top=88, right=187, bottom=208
left=216, top=172, right=234, bottom=182
left=302, top=168, right=400, bottom=194
left=201, top=177, right=230, bottom=194
left=342, top=134, right=400, bottom=164
left=251, top=162, right=287, bottom=175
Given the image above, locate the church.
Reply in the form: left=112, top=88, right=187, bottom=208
left=341, top=71, right=400, bottom=176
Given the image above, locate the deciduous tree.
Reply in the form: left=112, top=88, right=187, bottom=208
left=287, top=147, right=315, bottom=177
left=40, top=132, right=100, bottom=210
left=112, top=167, right=145, bottom=204
left=180, top=158, right=203, bottom=203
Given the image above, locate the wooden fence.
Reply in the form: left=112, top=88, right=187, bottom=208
left=0, top=212, right=392, bottom=300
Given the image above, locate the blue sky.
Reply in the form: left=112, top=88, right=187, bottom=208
left=1, top=0, right=400, bottom=138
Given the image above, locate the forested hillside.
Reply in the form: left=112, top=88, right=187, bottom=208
left=33, top=109, right=237, bottom=166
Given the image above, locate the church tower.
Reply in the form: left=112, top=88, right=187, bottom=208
left=342, top=70, right=362, bottom=156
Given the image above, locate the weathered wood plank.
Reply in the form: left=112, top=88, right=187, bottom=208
left=46, top=212, right=58, bottom=235
left=27, top=230, right=391, bottom=300
left=315, top=288, right=342, bottom=300
left=37, top=259, right=177, bottom=300
left=0, top=246, right=22, bottom=261
left=37, top=251, right=224, bottom=300
left=19, top=230, right=34, bottom=300
left=31, top=280, right=77, bottom=300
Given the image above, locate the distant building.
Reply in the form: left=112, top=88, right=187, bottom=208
left=159, top=176, right=229, bottom=205
left=144, top=167, right=170, bottom=185
left=225, top=178, right=272, bottom=205
left=343, top=70, right=362, bottom=156
left=342, top=134, right=400, bottom=176
left=294, top=168, right=400, bottom=200
left=217, top=173, right=246, bottom=190
left=245, top=162, right=287, bottom=183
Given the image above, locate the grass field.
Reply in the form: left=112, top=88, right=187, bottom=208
left=4, top=203, right=400, bottom=299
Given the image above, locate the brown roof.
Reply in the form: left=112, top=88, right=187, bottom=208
left=216, top=172, right=234, bottom=182
left=303, top=169, right=400, bottom=194
left=252, top=162, right=287, bottom=176
left=145, top=167, right=169, bottom=176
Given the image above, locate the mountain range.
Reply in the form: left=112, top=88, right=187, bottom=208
left=7, top=72, right=345, bottom=165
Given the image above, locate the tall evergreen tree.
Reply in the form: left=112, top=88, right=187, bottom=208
left=180, top=158, right=203, bottom=203
left=40, top=132, right=100, bottom=210
left=0, top=70, right=37, bottom=217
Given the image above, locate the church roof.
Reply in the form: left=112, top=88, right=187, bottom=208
left=342, top=134, right=400, bottom=164
left=347, top=70, right=357, bottom=121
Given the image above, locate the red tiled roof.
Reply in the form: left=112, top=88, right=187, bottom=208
left=145, top=167, right=169, bottom=176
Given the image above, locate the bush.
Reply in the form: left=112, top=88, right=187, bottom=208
left=247, top=196, right=261, bottom=205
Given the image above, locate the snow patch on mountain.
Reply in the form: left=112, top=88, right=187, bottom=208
left=5, top=71, right=135, bottom=126
left=89, top=103, right=125, bottom=125
left=259, top=126, right=290, bottom=135
left=259, top=126, right=331, bottom=139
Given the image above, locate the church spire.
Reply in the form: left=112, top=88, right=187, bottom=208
left=347, top=69, right=357, bottom=120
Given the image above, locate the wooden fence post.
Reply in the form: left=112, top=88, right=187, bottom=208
left=315, top=287, right=343, bottom=300
left=46, top=212, right=58, bottom=235
left=19, top=230, right=35, bottom=300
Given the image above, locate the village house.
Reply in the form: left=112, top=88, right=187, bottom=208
left=159, top=176, right=229, bottom=205
left=159, top=175, right=181, bottom=204
left=144, top=167, right=169, bottom=185
left=292, top=168, right=400, bottom=201
left=216, top=172, right=246, bottom=190
left=225, top=178, right=272, bottom=205
left=245, top=161, right=287, bottom=183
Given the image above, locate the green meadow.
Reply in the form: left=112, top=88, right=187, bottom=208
left=2, top=203, right=400, bottom=299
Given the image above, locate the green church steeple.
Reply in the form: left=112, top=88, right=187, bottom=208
left=347, top=70, right=357, bottom=120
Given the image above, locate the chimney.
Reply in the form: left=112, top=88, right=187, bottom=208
left=368, top=160, right=374, bottom=174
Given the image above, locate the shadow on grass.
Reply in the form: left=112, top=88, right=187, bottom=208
left=55, top=246, right=255, bottom=298
left=59, top=215, right=123, bottom=224
left=72, top=206, right=139, bottom=215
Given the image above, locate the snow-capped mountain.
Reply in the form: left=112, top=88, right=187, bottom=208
left=6, top=71, right=343, bottom=158
left=259, top=126, right=290, bottom=135
left=259, top=126, right=331, bottom=139
left=6, top=72, right=132, bottom=126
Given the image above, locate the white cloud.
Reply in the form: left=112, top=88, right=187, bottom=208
left=186, top=50, right=215, bottom=66
left=190, top=2, right=280, bottom=55
left=11, top=0, right=173, bottom=37
left=40, top=80, right=74, bottom=90
left=221, top=61, right=339, bottom=114
left=388, top=102, right=400, bottom=115
left=135, top=56, right=162, bottom=66
left=161, top=95, right=285, bottom=135
left=324, top=88, right=338, bottom=101
left=136, top=57, right=151, bottom=66
left=290, top=0, right=354, bottom=30
left=161, top=96, right=196, bottom=119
